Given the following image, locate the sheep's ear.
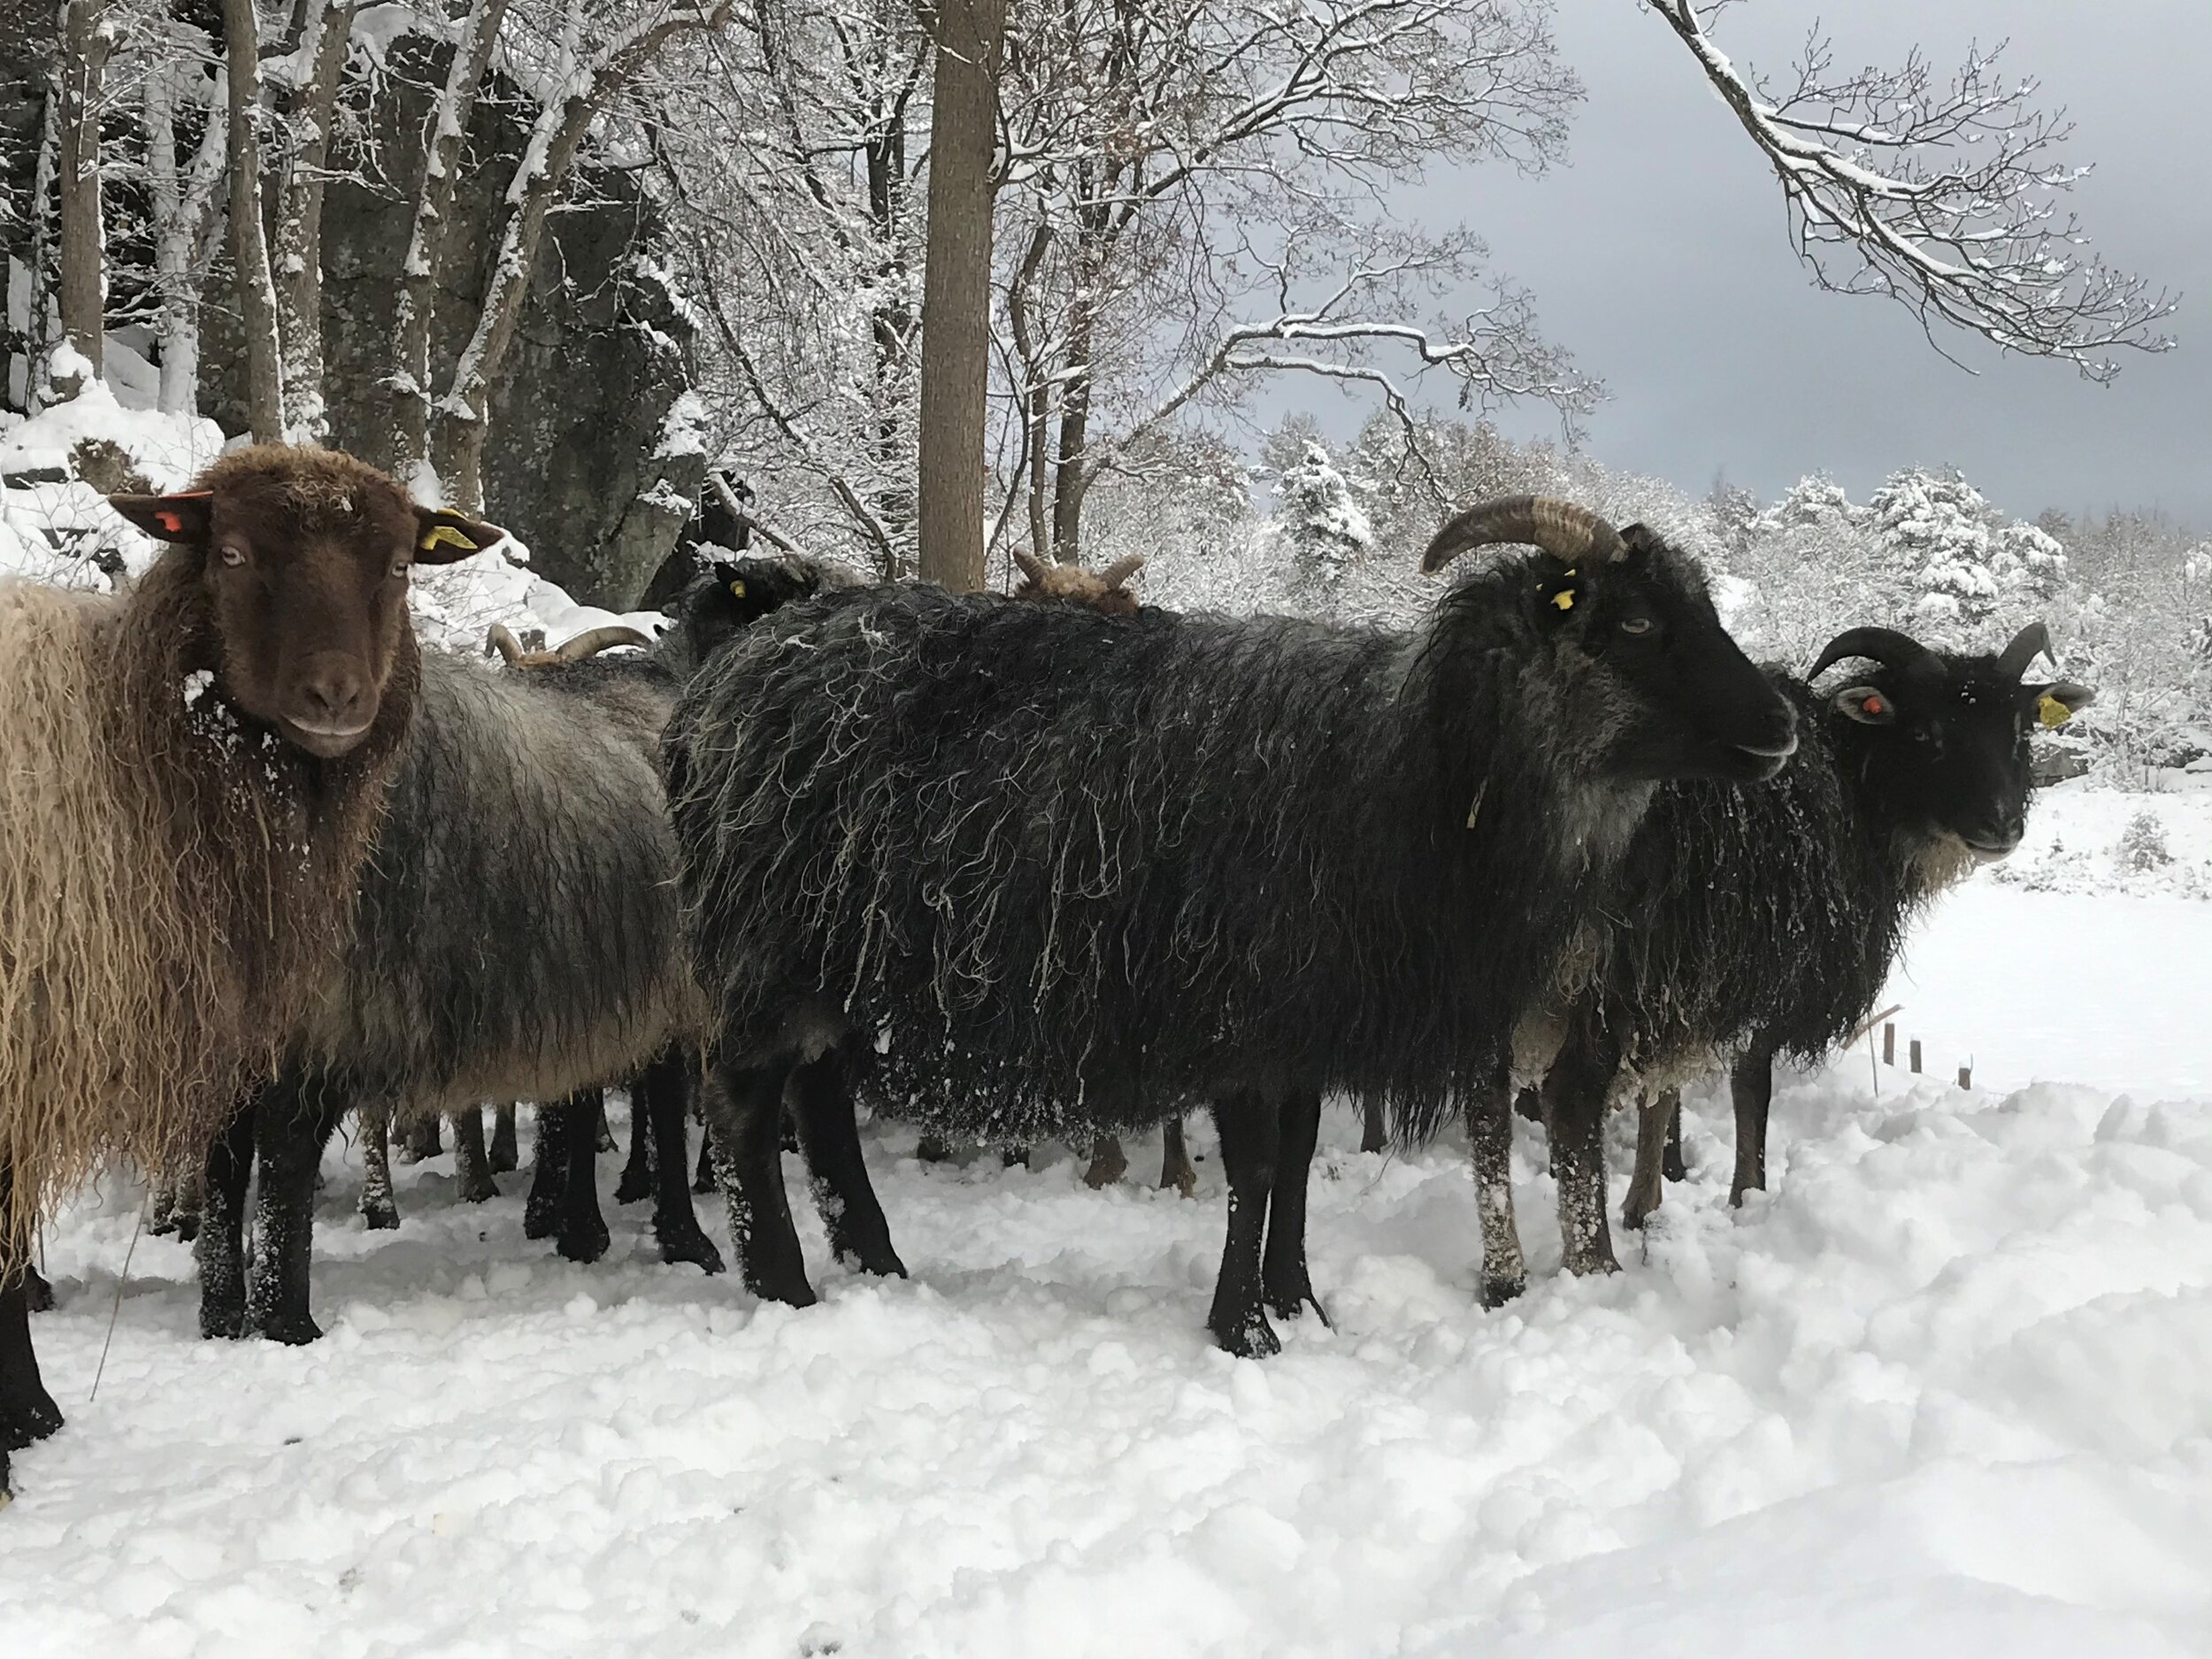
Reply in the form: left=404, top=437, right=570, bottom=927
left=109, top=490, right=212, bottom=542
left=412, top=506, right=506, bottom=565
left=2030, top=681, right=2094, bottom=725
left=1832, top=685, right=1898, bottom=726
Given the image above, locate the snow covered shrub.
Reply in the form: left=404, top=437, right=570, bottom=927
left=2116, top=810, right=2172, bottom=872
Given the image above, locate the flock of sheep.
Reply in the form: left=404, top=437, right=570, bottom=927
left=0, top=446, right=2089, bottom=1502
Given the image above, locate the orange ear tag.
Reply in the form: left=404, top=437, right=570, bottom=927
left=156, top=510, right=184, bottom=533
left=1863, top=694, right=1885, bottom=716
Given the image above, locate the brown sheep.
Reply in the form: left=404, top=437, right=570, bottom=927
left=0, top=446, right=496, bottom=1500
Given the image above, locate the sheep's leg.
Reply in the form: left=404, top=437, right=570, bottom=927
left=1730, top=1047, right=1774, bottom=1206
left=1262, top=1091, right=1327, bottom=1325
left=704, top=1060, right=817, bottom=1307
left=1513, top=1086, right=1545, bottom=1125
left=452, top=1108, right=498, bottom=1203
left=616, top=1076, right=656, bottom=1206
left=1159, top=1117, right=1198, bottom=1197
left=1470, top=1079, right=1527, bottom=1306
left=488, top=1104, right=519, bottom=1174
left=555, top=1087, right=611, bottom=1264
left=595, top=1099, right=616, bottom=1155
left=1663, top=1099, right=1688, bottom=1183
left=693, top=1125, right=716, bottom=1194
left=1359, top=1094, right=1387, bottom=1155
left=1, top=1165, right=63, bottom=1460
left=1206, top=1092, right=1282, bottom=1358
left=196, top=1098, right=257, bottom=1339
left=245, top=1079, right=345, bottom=1345
left=357, top=1102, right=400, bottom=1231
left=642, top=1053, right=723, bottom=1274
left=1082, top=1134, right=1128, bottom=1189
left=525, top=1102, right=566, bottom=1240
left=398, top=1113, right=442, bottom=1164
left=791, top=1050, right=904, bottom=1279
left=1544, top=1015, right=1623, bottom=1279
left=1623, top=1089, right=1674, bottom=1232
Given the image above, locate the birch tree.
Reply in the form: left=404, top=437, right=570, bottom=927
left=269, top=0, right=358, bottom=440
left=388, top=0, right=509, bottom=486
left=1648, top=2, right=2175, bottom=380
left=221, top=0, right=283, bottom=439
left=141, top=19, right=227, bottom=416
left=431, top=0, right=732, bottom=513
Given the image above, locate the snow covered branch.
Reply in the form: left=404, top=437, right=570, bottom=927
left=1649, top=0, right=2176, bottom=382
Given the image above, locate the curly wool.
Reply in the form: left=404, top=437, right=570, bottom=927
left=668, top=570, right=1655, bottom=1146
left=0, top=561, right=398, bottom=1244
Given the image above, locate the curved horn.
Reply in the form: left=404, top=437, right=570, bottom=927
left=553, top=624, right=654, bottom=662
left=486, top=622, right=526, bottom=665
left=1419, top=495, right=1626, bottom=574
left=1809, top=626, right=1943, bottom=683
left=1097, top=554, right=1146, bottom=590
left=1997, top=621, right=2055, bottom=680
left=1010, top=548, right=1049, bottom=586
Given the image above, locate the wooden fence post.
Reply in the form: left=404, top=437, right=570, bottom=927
left=1909, top=1039, right=1922, bottom=1074
left=1883, top=1022, right=1895, bottom=1066
left=1957, top=1064, right=1971, bottom=1088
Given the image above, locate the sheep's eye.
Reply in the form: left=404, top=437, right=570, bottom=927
left=218, top=542, right=247, bottom=568
left=390, top=557, right=411, bottom=579
left=1619, top=616, right=1654, bottom=636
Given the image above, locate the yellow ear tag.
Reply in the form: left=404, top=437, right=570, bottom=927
left=1552, top=587, right=1576, bottom=611
left=729, top=579, right=747, bottom=598
left=419, top=522, right=479, bottom=553
left=2037, top=693, right=2071, bottom=728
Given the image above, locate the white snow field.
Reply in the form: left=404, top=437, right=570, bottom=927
left=6, top=834, right=2212, bottom=1657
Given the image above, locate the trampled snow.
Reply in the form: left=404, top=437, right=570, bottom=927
left=6, top=850, right=2211, bottom=1655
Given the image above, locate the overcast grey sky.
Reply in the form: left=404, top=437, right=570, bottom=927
left=1310, top=0, right=2208, bottom=529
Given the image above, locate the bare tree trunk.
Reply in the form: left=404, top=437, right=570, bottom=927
left=390, top=0, right=507, bottom=487
left=144, top=48, right=227, bottom=417
left=272, top=0, right=357, bottom=442
left=914, top=0, right=1005, bottom=593
left=54, top=0, right=108, bottom=382
left=433, top=0, right=726, bottom=513
left=223, top=0, right=283, bottom=442
left=1049, top=283, right=1096, bottom=562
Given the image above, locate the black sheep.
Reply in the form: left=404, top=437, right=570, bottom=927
left=664, top=497, right=1799, bottom=1355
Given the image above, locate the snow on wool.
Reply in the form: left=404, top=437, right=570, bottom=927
left=4, top=864, right=2210, bottom=1655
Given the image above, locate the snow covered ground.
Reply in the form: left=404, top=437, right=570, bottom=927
left=7, top=845, right=2211, bottom=1656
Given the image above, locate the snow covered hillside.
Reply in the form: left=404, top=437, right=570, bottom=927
left=6, top=848, right=2209, bottom=1657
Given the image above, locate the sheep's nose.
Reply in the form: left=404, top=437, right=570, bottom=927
left=293, top=663, right=371, bottom=733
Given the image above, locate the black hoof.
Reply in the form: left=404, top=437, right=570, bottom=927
left=1264, top=1281, right=1327, bottom=1326
left=834, top=1240, right=906, bottom=1279
left=1563, top=1248, right=1622, bottom=1279
left=914, top=1135, right=952, bottom=1165
left=252, top=1311, right=325, bottom=1347
left=200, top=1291, right=246, bottom=1340
left=557, top=1219, right=611, bottom=1264
left=1479, top=1274, right=1526, bottom=1310
left=614, top=1169, right=652, bottom=1206
left=1210, top=1311, right=1281, bottom=1359
left=24, top=1265, right=53, bottom=1314
left=459, top=1174, right=500, bottom=1205
left=524, top=1200, right=558, bottom=1241
left=173, top=1213, right=200, bottom=1243
left=361, top=1202, right=401, bottom=1233
left=657, top=1225, right=726, bottom=1275
left=744, top=1263, right=818, bottom=1309
left=0, top=1385, right=64, bottom=1449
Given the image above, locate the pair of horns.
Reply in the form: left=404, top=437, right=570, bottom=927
left=1809, top=622, right=2056, bottom=683
left=1011, top=548, right=1147, bottom=588
left=1420, top=495, right=1626, bottom=573
left=486, top=622, right=653, bottom=667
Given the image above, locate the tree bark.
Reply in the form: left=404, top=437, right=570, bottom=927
left=54, top=0, right=108, bottom=382
left=1049, top=281, right=1096, bottom=562
left=390, top=0, right=507, bottom=486
left=223, top=0, right=283, bottom=442
left=433, top=1, right=726, bottom=513
left=144, top=45, right=228, bottom=417
left=272, top=0, right=357, bottom=442
left=914, top=0, right=1006, bottom=593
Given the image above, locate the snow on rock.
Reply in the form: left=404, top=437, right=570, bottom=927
left=7, top=879, right=2211, bottom=1654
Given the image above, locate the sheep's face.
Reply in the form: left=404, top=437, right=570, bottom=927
left=1829, top=651, right=2093, bottom=862
left=111, top=448, right=500, bottom=758
left=1542, top=527, right=1798, bottom=787
left=671, top=557, right=834, bottom=665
